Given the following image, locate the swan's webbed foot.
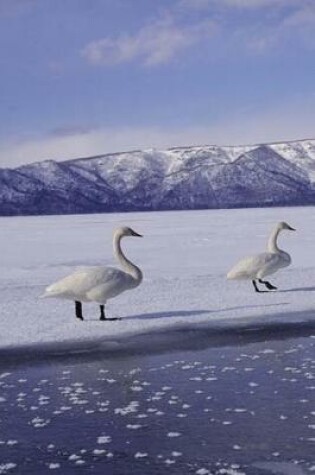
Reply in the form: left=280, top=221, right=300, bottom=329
left=99, top=305, right=121, bottom=321
left=75, top=301, right=84, bottom=321
left=258, top=279, right=277, bottom=291
left=252, top=280, right=262, bottom=293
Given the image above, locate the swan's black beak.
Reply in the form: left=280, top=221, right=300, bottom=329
left=131, top=230, right=143, bottom=237
left=288, top=225, right=296, bottom=231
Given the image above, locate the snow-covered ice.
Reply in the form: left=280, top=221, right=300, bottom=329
left=0, top=206, right=314, bottom=358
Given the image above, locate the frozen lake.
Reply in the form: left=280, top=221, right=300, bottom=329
left=0, top=207, right=315, bottom=474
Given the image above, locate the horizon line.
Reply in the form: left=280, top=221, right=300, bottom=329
left=3, top=136, right=315, bottom=170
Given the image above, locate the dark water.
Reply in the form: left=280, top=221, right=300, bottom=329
left=0, top=336, right=314, bottom=475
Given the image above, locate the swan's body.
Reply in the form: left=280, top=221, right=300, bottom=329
left=44, top=266, right=140, bottom=303
left=227, top=222, right=295, bottom=292
left=43, top=226, right=143, bottom=320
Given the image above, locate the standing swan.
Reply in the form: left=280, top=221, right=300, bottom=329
left=227, top=222, right=295, bottom=292
left=43, top=226, right=143, bottom=321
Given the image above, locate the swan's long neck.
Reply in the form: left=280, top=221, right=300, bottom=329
left=114, top=234, right=143, bottom=283
left=267, top=226, right=281, bottom=253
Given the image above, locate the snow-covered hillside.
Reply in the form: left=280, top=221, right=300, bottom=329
left=1, top=139, right=315, bottom=215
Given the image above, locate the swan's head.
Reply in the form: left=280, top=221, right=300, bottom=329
left=278, top=221, right=296, bottom=232
left=116, top=226, right=143, bottom=238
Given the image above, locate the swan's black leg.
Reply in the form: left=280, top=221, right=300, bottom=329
left=99, top=305, right=121, bottom=321
left=258, top=279, right=277, bottom=291
left=100, top=305, right=106, bottom=321
left=252, top=280, right=261, bottom=293
left=75, top=301, right=84, bottom=321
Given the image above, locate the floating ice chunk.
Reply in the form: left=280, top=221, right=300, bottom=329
left=31, top=417, right=50, bottom=428
left=48, top=463, right=60, bottom=470
left=167, top=432, right=181, bottom=438
left=93, top=449, right=106, bottom=455
left=218, top=468, right=246, bottom=475
left=0, top=463, right=17, bottom=473
left=134, top=452, right=148, bottom=458
left=0, top=373, right=11, bottom=379
left=68, top=454, right=80, bottom=461
left=97, top=436, right=112, bottom=444
left=164, top=459, right=175, bottom=465
left=115, top=401, right=139, bottom=415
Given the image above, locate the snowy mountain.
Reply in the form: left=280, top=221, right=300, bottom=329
left=1, top=139, right=315, bottom=215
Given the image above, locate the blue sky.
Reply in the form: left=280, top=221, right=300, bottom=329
left=0, top=0, right=315, bottom=167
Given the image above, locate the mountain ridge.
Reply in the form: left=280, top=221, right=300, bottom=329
left=1, top=139, right=315, bottom=216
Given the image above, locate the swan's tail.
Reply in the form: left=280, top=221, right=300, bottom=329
left=40, top=290, right=56, bottom=299
left=227, top=270, right=237, bottom=280
left=40, top=285, right=64, bottom=299
left=226, top=268, right=247, bottom=280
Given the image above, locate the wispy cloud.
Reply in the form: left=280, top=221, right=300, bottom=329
left=81, top=18, right=215, bottom=67
left=246, top=3, right=315, bottom=53
left=178, top=0, right=315, bottom=54
left=179, top=0, right=301, bottom=10
left=1, top=94, right=315, bottom=168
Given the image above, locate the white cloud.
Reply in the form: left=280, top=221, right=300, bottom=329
left=246, top=3, right=315, bottom=53
left=176, top=0, right=315, bottom=55
left=81, top=18, right=215, bottom=67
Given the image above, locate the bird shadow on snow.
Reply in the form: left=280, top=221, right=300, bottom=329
left=278, top=285, right=315, bottom=293
left=124, top=309, right=210, bottom=320
left=126, top=303, right=288, bottom=321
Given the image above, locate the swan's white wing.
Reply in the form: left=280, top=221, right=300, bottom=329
left=227, top=252, right=279, bottom=280
left=86, top=272, right=134, bottom=303
left=257, top=252, right=290, bottom=278
left=43, top=266, right=129, bottom=301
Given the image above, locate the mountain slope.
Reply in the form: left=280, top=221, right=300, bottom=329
left=1, top=139, right=315, bottom=215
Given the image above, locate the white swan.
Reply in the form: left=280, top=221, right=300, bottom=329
left=227, top=221, right=295, bottom=292
left=43, top=226, right=143, bottom=321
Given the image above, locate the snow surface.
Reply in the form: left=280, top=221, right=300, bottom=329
left=0, top=207, right=314, bottom=357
